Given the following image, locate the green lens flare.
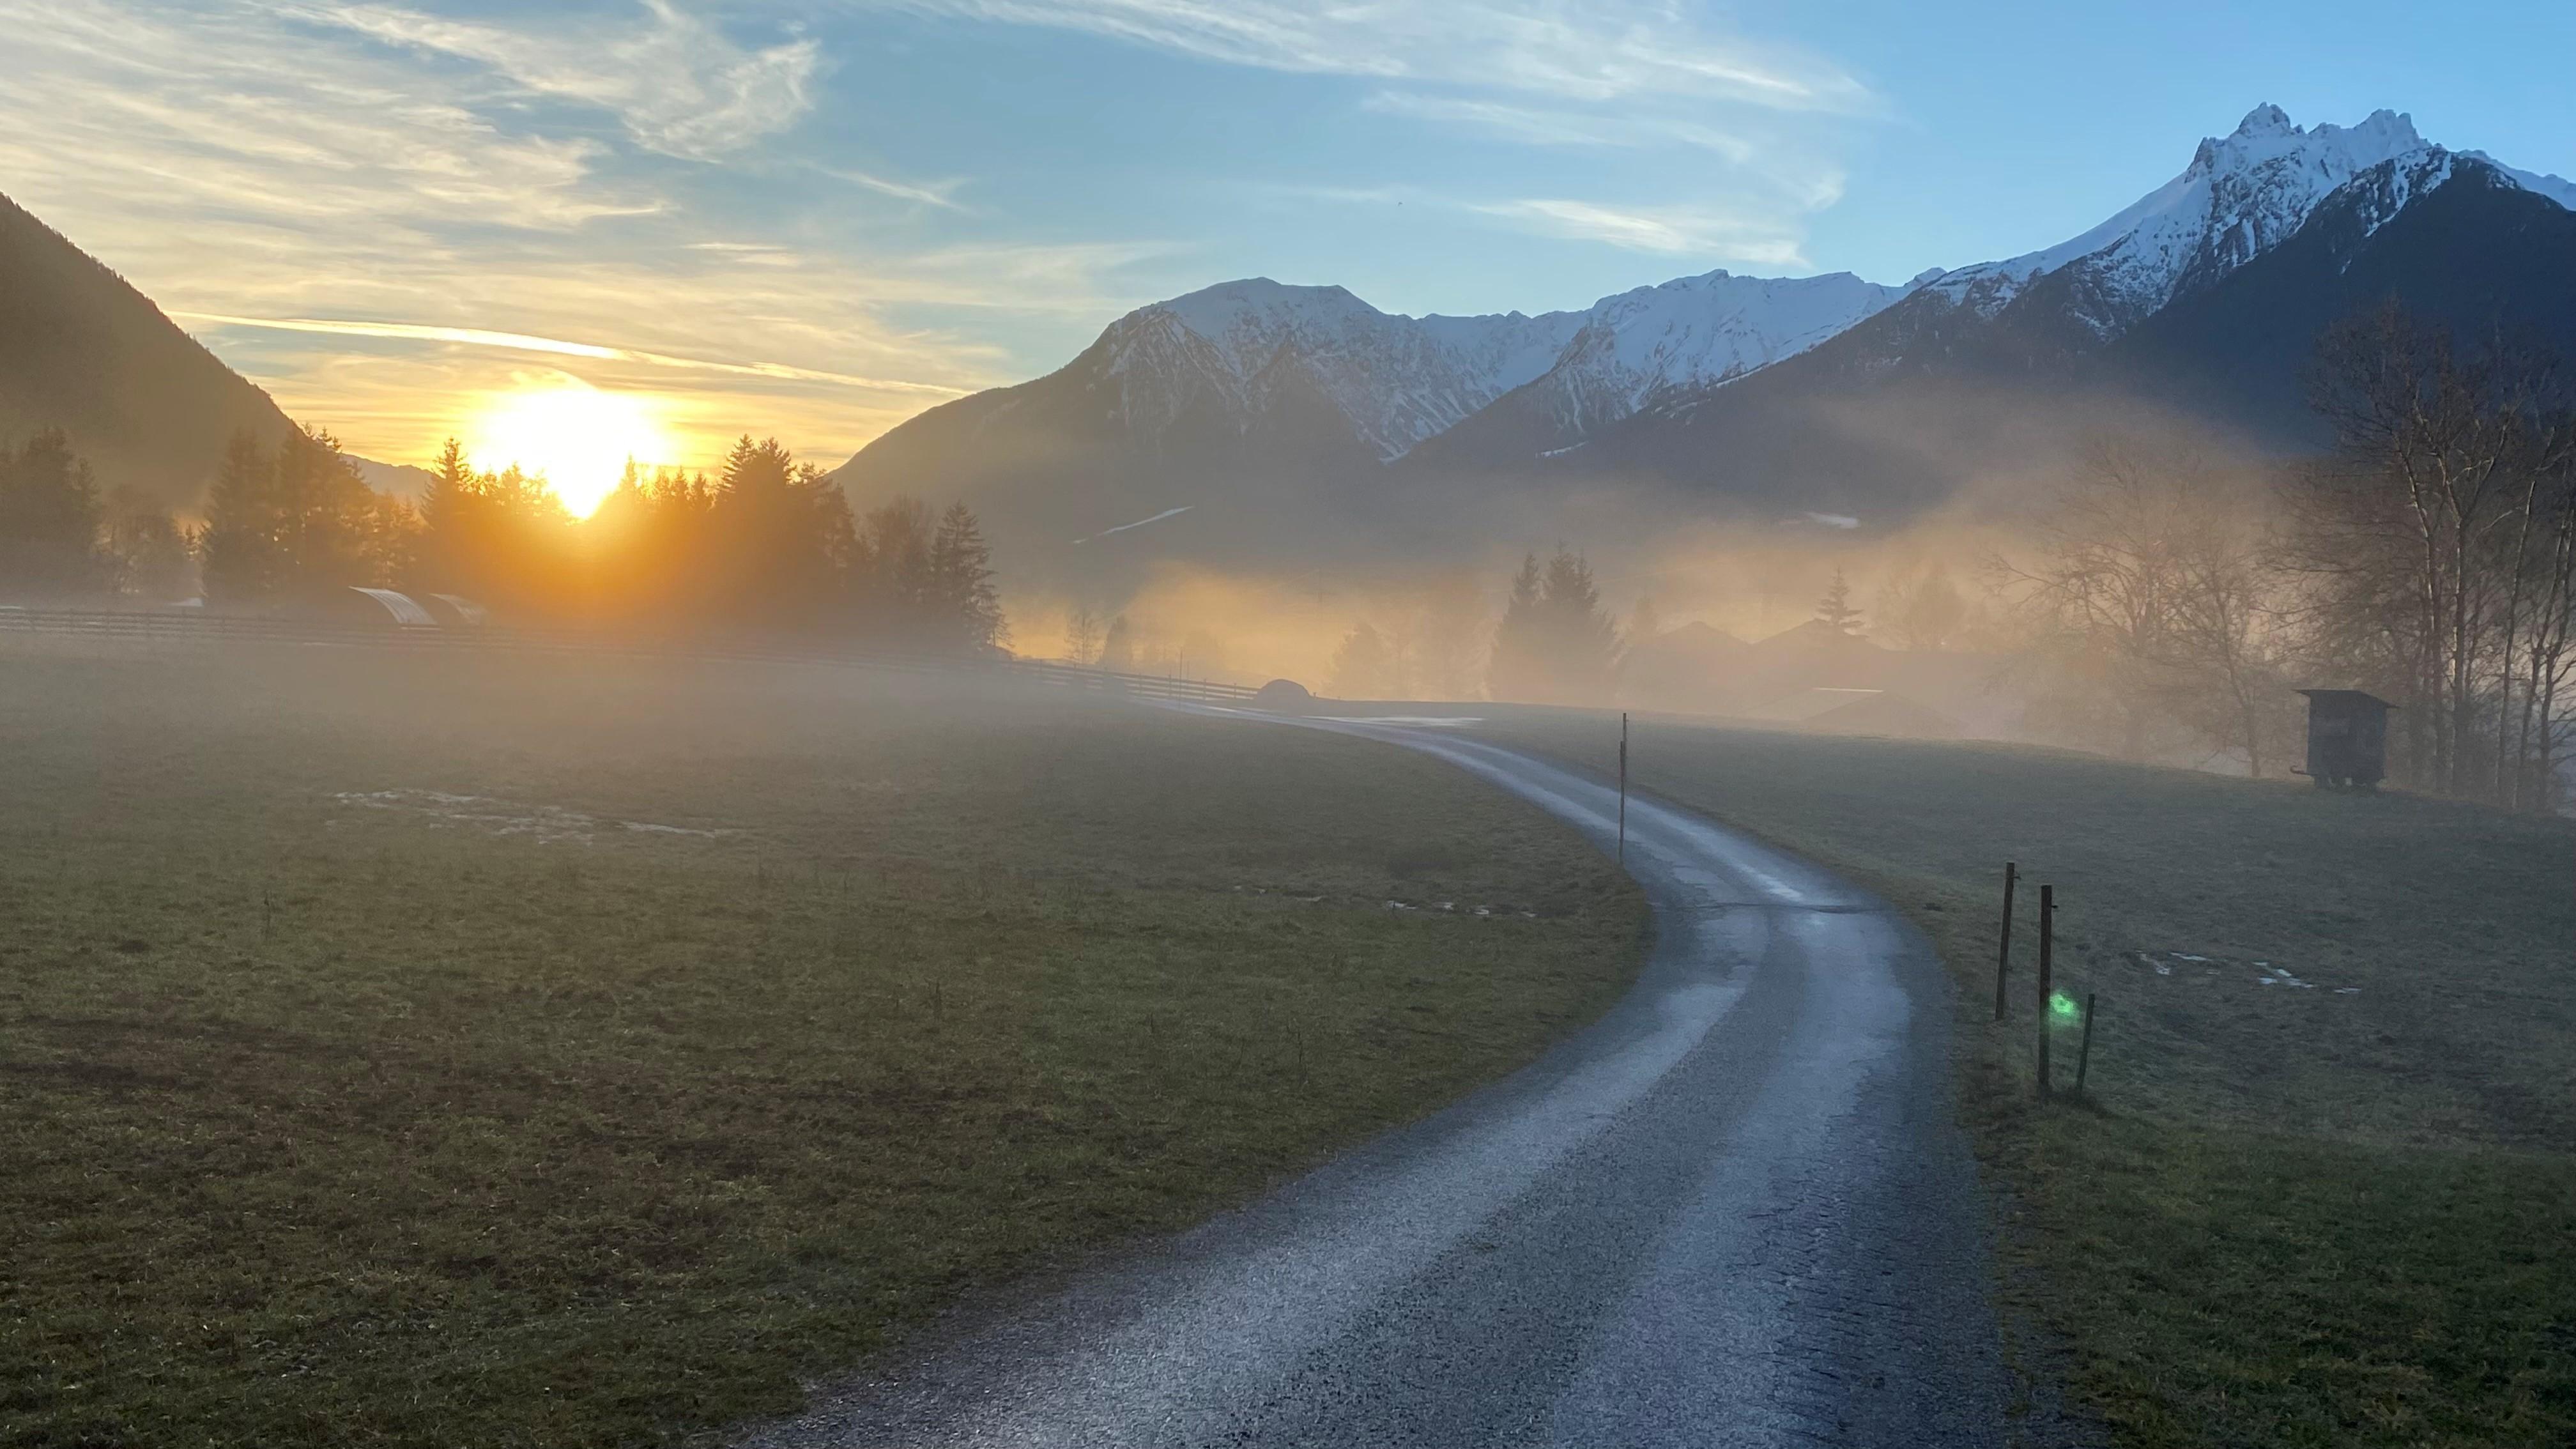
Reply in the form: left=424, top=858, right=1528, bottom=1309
left=2050, top=992, right=2081, bottom=1021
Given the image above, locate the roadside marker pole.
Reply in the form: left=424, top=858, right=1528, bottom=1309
left=1618, top=712, right=1629, bottom=866
left=2075, top=991, right=2099, bottom=1098
left=2035, top=884, right=2055, bottom=1100
left=1994, top=861, right=2017, bottom=1022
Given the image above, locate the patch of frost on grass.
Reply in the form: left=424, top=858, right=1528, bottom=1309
left=330, top=789, right=735, bottom=844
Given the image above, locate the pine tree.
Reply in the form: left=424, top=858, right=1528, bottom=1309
left=928, top=502, right=1004, bottom=652
left=856, top=496, right=933, bottom=632
left=1488, top=548, right=1619, bottom=703
left=1330, top=622, right=1397, bottom=698
left=101, top=485, right=190, bottom=601
left=1815, top=567, right=1863, bottom=636
left=1538, top=549, right=1621, bottom=700
left=412, top=437, right=479, bottom=594
left=1486, top=553, right=1547, bottom=700
left=1626, top=594, right=1664, bottom=649
left=201, top=431, right=282, bottom=604
left=710, top=436, right=846, bottom=627
left=0, top=428, right=105, bottom=595
left=1098, top=613, right=1135, bottom=673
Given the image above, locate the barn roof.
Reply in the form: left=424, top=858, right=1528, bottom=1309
left=2297, top=689, right=2398, bottom=710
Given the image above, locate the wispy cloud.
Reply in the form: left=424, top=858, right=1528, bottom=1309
left=816, top=164, right=973, bottom=210
left=884, top=0, right=1871, bottom=272
left=0, top=0, right=1166, bottom=473
left=878, top=0, right=1873, bottom=112
left=172, top=313, right=973, bottom=395
left=1470, top=198, right=1814, bottom=264
left=1258, top=182, right=1832, bottom=268
left=1359, top=91, right=1758, bottom=162
left=295, top=0, right=821, bottom=161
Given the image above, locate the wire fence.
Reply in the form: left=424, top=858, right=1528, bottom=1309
left=0, top=606, right=1266, bottom=706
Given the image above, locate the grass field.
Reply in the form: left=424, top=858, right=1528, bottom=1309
left=0, top=643, right=1644, bottom=1448
left=1477, top=710, right=2576, bottom=1449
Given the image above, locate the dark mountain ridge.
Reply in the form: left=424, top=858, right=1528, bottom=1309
left=0, top=191, right=296, bottom=510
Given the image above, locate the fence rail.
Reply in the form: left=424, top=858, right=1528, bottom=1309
left=0, top=607, right=1266, bottom=706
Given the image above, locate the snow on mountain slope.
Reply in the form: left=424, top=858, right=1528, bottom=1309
left=1926, top=105, right=2438, bottom=331
left=1503, top=269, right=1919, bottom=438
left=1915, top=106, right=2576, bottom=341
left=1092, top=279, right=1587, bottom=460
left=1091, top=270, right=1915, bottom=461
left=2462, top=150, right=2576, bottom=211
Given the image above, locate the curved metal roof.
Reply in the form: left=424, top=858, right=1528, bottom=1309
left=350, top=587, right=436, bottom=626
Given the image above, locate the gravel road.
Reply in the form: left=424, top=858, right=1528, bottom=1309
left=741, top=716, right=2007, bottom=1448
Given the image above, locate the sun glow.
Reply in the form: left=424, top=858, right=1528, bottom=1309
left=464, top=381, right=671, bottom=518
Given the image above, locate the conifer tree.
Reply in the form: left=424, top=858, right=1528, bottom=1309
left=1330, top=622, right=1399, bottom=698
left=1098, top=613, right=1135, bottom=672
left=1486, top=552, right=1547, bottom=700
left=1488, top=548, right=1619, bottom=703
left=928, top=503, right=1004, bottom=651
left=201, top=431, right=283, bottom=603
left=0, top=428, right=105, bottom=595
left=1815, top=567, right=1863, bottom=636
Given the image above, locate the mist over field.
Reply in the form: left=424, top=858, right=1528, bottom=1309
left=5, top=7, right=2575, bottom=1446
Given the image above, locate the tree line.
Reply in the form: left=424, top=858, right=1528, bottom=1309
left=0, top=425, right=1007, bottom=653
left=2001, top=305, right=2574, bottom=810
left=0, top=428, right=193, bottom=600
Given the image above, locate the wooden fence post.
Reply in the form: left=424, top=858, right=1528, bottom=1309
left=1994, top=861, right=2017, bottom=1022
left=2076, top=991, right=2099, bottom=1098
left=1618, top=712, right=1629, bottom=866
left=2035, top=883, right=2055, bottom=1100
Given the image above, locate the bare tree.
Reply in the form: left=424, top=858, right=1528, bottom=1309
left=1999, top=435, right=2285, bottom=770
left=1874, top=562, right=1968, bottom=652
left=1064, top=606, right=1104, bottom=667
left=2288, top=306, right=2575, bottom=804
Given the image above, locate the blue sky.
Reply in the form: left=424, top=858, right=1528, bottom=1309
left=5, top=0, right=2570, bottom=479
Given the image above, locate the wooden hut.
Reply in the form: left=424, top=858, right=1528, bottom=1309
left=2296, top=689, right=2395, bottom=790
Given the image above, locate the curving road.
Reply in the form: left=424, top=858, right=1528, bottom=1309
left=743, top=714, right=2007, bottom=1448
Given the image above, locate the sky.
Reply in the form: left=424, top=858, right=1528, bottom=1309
left=4, top=0, right=2570, bottom=493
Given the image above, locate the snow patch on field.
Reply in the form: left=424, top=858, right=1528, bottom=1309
left=329, top=789, right=735, bottom=844
left=2128, top=949, right=2352, bottom=995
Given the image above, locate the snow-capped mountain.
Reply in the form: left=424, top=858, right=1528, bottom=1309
left=836, top=103, right=2576, bottom=587
left=1926, top=107, right=2430, bottom=326
left=1502, top=270, right=1919, bottom=443
left=1406, top=268, right=1920, bottom=468
left=1918, top=105, right=2575, bottom=341
left=1487, top=110, right=2576, bottom=525
left=1084, top=280, right=1586, bottom=461
left=1070, top=268, right=1913, bottom=464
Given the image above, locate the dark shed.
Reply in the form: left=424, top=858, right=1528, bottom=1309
left=2297, top=689, right=2396, bottom=789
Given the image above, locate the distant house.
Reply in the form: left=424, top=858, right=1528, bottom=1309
left=1621, top=622, right=1751, bottom=714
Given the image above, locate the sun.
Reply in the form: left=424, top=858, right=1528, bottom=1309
left=464, top=381, right=671, bottom=518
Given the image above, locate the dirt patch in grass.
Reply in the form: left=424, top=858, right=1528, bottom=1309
left=1474, top=709, right=2576, bottom=1448
left=0, top=647, right=1644, bottom=1448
